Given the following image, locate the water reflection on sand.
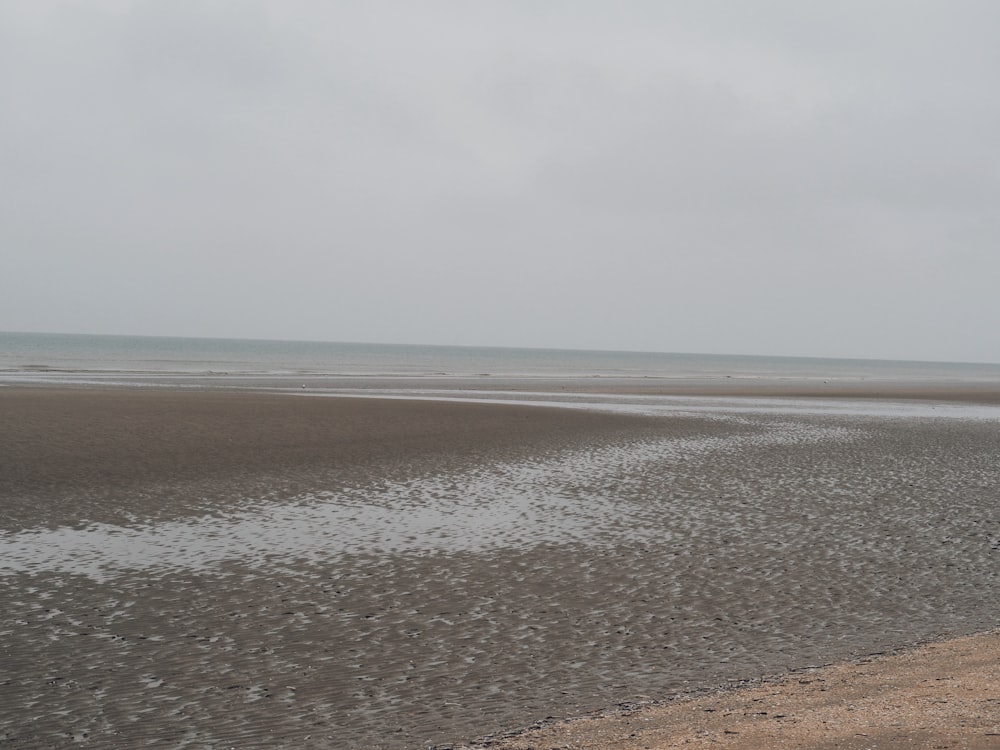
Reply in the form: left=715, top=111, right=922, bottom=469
left=2, top=403, right=858, bottom=580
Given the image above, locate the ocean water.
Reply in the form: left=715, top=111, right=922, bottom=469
left=2, top=330, right=999, bottom=382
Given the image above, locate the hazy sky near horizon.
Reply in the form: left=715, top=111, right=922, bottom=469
left=2, top=2, right=999, bottom=362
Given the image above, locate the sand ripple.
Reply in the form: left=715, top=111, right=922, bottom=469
left=2, top=406, right=999, bottom=749
left=1, top=419, right=853, bottom=581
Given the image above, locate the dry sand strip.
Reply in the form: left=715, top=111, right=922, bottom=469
left=477, top=630, right=1000, bottom=750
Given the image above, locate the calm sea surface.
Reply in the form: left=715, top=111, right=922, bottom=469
left=2, top=330, right=999, bottom=382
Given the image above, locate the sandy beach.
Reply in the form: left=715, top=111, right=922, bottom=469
left=2, top=384, right=998, bottom=748
left=482, top=629, right=1000, bottom=749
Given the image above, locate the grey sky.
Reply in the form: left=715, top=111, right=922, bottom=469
left=2, top=1, right=998, bottom=362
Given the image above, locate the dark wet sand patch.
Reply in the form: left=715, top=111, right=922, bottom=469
left=1, top=386, right=709, bottom=531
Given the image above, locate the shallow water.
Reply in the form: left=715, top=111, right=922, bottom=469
left=296, top=388, right=1000, bottom=420
left=0, top=415, right=853, bottom=581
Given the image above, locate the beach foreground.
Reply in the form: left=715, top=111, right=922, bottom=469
left=1, top=385, right=998, bottom=748
left=481, top=629, right=1000, bottom=749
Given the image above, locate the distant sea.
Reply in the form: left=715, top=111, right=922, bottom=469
left=2, top=330, right=999, bottom=383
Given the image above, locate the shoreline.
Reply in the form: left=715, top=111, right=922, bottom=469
left=2, top=384, right=998, bottom=748
left=4, top=371, right=1000, bottom=405
left=475, top=627, right=1000, bottom=749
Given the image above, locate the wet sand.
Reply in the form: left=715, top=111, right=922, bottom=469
left=0, top=387, right=670, bottom=531
left=2, top=385, right=999, bottom=748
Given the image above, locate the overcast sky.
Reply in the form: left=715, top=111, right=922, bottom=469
left=2, top=2, right=998, bottom=362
